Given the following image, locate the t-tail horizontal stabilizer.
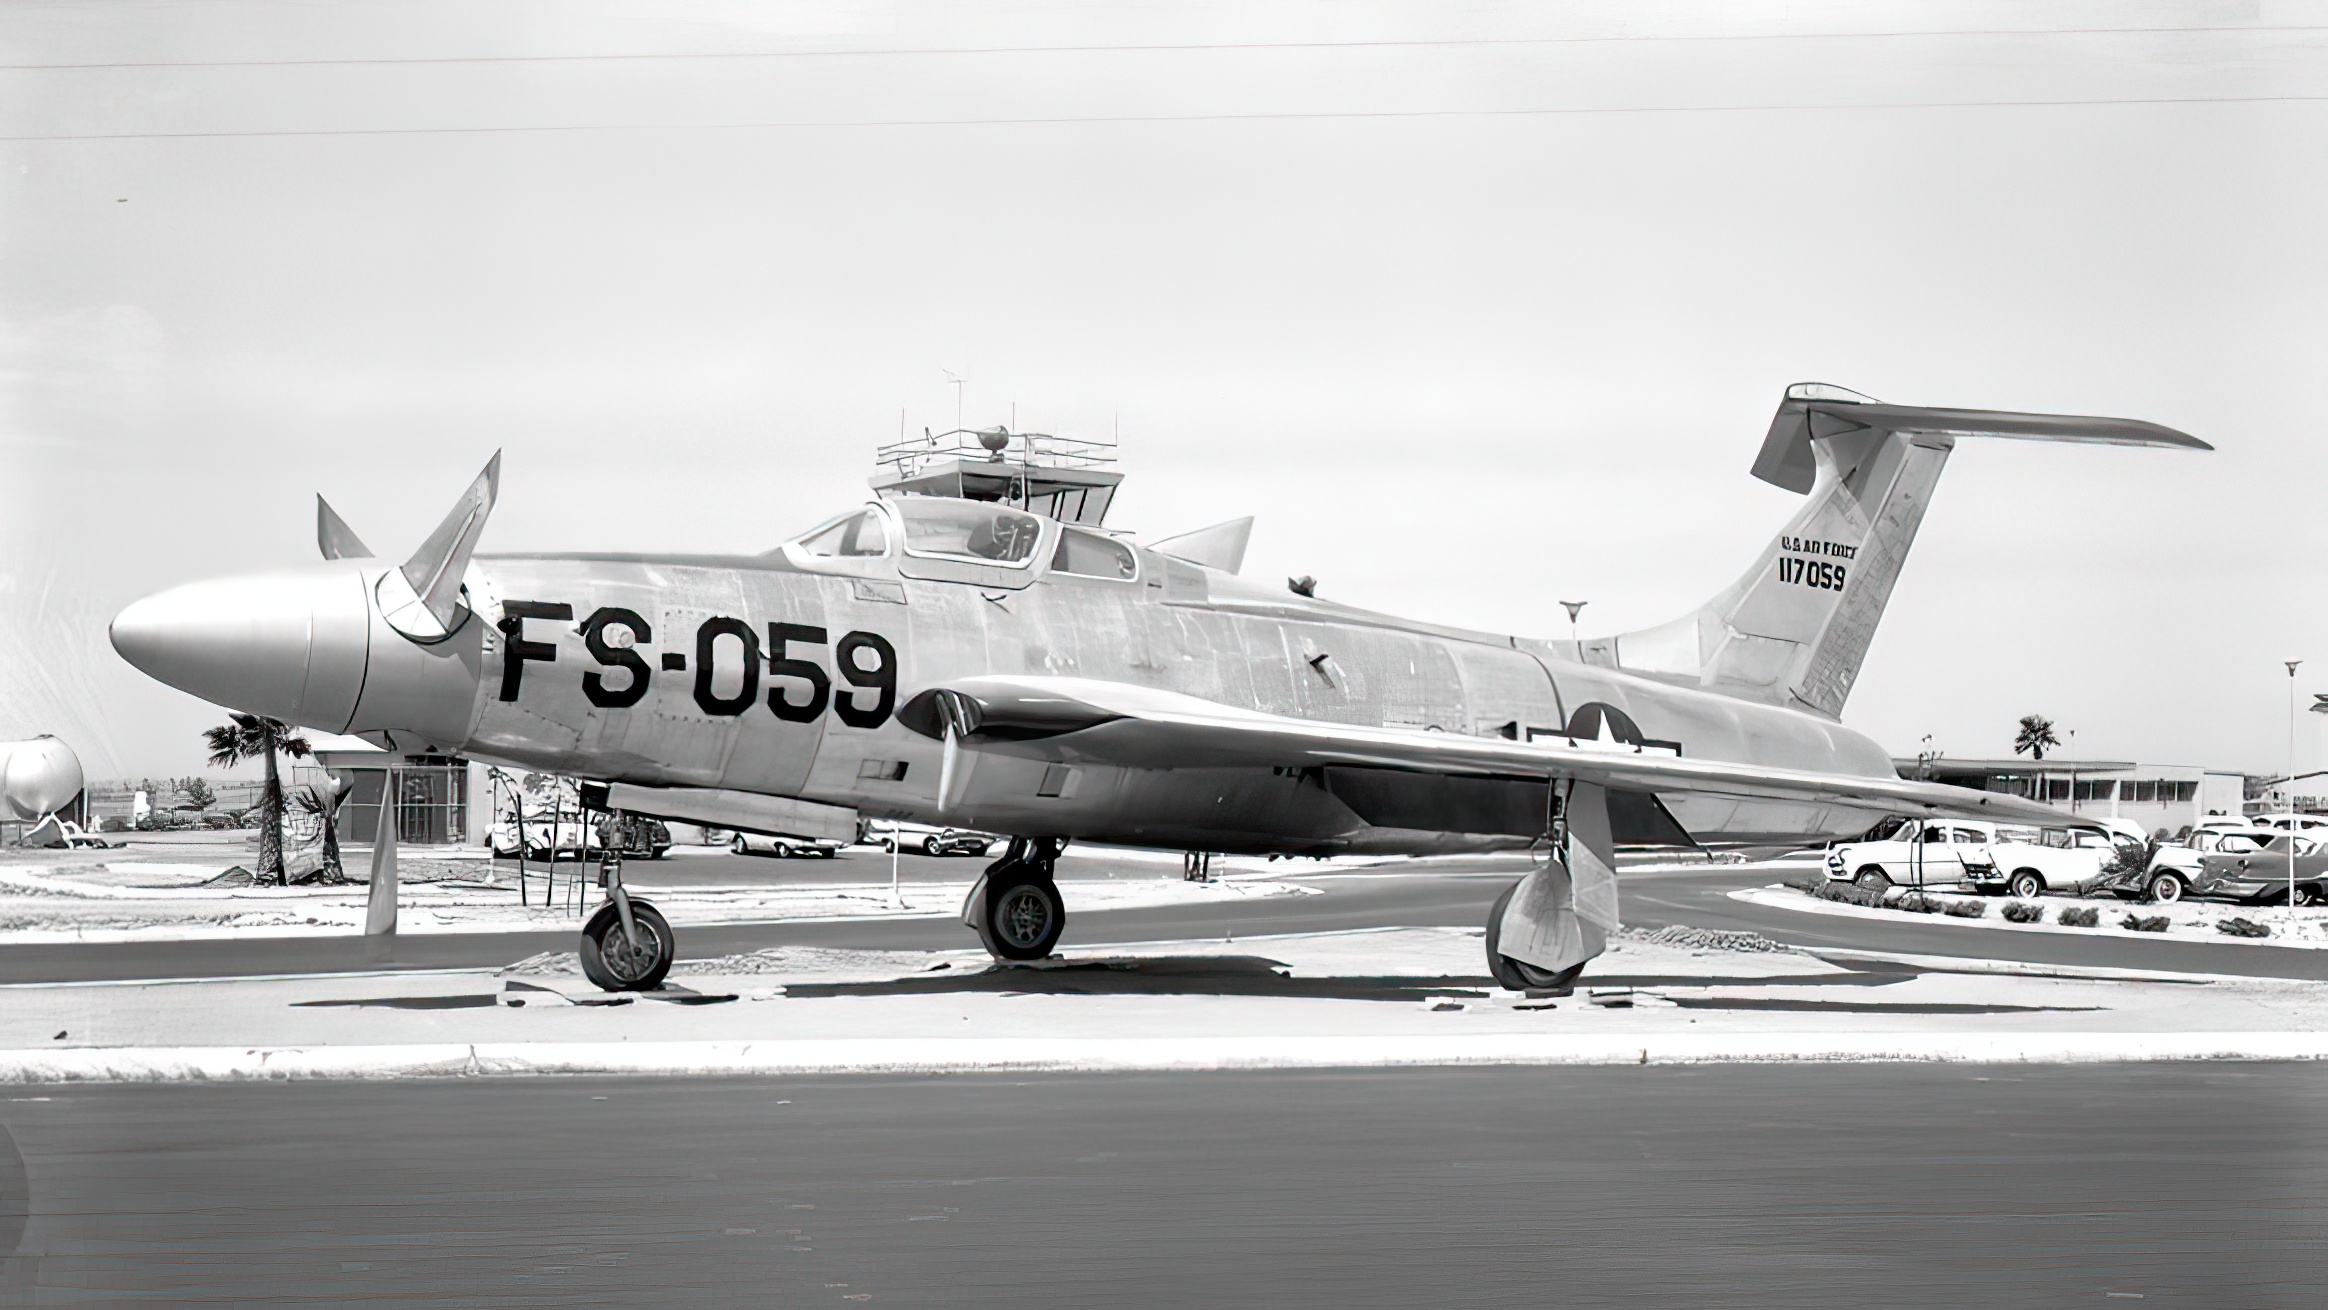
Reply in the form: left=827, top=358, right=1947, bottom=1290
left=1595, top=384, right=2207, bottom=718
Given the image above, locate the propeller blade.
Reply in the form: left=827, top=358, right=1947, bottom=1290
left=399, top=452, right=502, bottom=630
left=317, top=496, right=374, bottom=560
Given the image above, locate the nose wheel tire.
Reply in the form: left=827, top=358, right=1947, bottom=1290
left=974, top=874, right=1065, bottom=961
left=1483, top=881, right=1587, bottom=994
left=2146, top=872, right=2185, bottom=903
left=580, top=899, right=675, bottom=992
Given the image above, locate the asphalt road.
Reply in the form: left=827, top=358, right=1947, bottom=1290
left=10, top=853, right=2328, bottom=986
left=2, top=1063, right=2319, bottom=1306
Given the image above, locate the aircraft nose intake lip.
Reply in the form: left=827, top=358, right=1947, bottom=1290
left=109, top=572, right=337, bottom=723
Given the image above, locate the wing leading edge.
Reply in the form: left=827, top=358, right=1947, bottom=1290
left=897, top=674, right=2066, bottom=826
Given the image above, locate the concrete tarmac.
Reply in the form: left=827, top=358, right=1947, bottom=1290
left=1, top=1063, right=2320, bottom=1306
left=11, top=856, right=2328, bottom=986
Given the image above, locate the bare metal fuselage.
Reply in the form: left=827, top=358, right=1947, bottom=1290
left=445, top=527, right=1897, bottom=854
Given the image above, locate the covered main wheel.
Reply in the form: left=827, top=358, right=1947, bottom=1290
left=1483, top=880, right=1585, bottom=994
left=975, top=874, right=1065, bottom=961
left=580, top=899, right=675, bottom=991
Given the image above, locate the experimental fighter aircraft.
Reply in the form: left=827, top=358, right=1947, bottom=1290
left=109, top=384, right=2206, bottom=991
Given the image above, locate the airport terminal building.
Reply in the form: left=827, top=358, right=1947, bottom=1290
left=1894, top=758, right=2247, bottom=835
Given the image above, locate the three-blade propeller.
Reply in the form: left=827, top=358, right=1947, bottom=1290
left=317, top=452, right=502, bottom=642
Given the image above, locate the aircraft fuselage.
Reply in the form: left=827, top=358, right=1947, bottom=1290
left=440, top=527, right=1895, bottom=854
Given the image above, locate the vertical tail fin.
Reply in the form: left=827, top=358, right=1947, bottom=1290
left=1591, top=384, right=2207, bottom=718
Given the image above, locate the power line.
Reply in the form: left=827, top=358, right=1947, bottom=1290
left=5, top=92, right=2325, bottom=143
left=3, top=24, right=2323, bottom=73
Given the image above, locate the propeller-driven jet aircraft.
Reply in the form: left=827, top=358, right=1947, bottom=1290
left=110, top=384, right=2207, bottom=991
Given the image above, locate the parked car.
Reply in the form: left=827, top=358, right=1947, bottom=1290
left=728, top=830, right=843, bottom=859
left=2190, top=833, right=2328, bottom=906
left=2252, top=813, right=2328, bottom=836
left=2112, top=826, right=2274, bottom=903
left=1825, top=817, right=2131, bottom=898
left=918, top=828, right=1000, bottom=857
left=491, top=814, right=671, bottom=861
left=855, top=821, right=995, bottom=856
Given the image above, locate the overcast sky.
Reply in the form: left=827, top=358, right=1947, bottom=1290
left=4, top=0, right=2325, bottom=782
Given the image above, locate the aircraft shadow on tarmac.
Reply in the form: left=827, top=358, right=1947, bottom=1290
left=772, top=954, right=2079, bottom=1009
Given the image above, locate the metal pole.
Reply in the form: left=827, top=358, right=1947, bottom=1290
left=2288, top=660, right=2304, bottom=914
left=890, top=833, right=902, bottom=909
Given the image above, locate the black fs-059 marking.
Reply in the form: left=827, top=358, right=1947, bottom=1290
left=497, top=601, right=898, bottom=729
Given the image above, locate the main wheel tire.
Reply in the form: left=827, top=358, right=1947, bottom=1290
left=2008, top=870, right=2046, bottom=900
left=975, top=875, right=1064, bottom=961
left=730, top=835, right=748, bottom=855
left=2146, top=872, right=2185, bottom=903
left=579, top=900, right=675, bottom=992
left=1483, top=881, right=1587, bottom=993
left=1855, top=867, right=1893, bottom=892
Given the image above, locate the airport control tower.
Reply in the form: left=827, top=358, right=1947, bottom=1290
left=871, top=426, right=1123, bottom=527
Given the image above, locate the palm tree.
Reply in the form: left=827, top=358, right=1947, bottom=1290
left=2012, top=714, right=2061, bottom=762
left=203, top=713, right=312, bottom=884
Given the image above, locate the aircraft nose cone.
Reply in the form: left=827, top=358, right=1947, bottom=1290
left=110, top=567, right=372, bottom=730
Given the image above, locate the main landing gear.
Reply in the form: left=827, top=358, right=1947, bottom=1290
left=1485, top=779, right=1620, bottom=995
left=579, top=822, right=675, bottom=991
left=965, top=837, right=1067, bottom=961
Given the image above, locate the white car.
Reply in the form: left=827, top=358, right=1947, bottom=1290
left=727, top=830, right=842, bottom=859
left=2139, top=826, right=2273, bottom=903
left=1825, top=818, right=2129, bottom=899
left=2252, top=813, right=2328, bottom=835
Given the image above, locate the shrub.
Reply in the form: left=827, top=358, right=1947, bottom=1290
left=1812, top=880, right=1886, bottom=909
left=2217, top=917, right=2272, bottom=939
left=2002, top=901, right=2043, bottom=923
left=2121, top=914, right=2170, bottom=933
left=1944, top=899, right=1987, bottom=918
left=2059, top=906, right=2100, bottom=927
left=1896, top=891, right=1944, bottom=914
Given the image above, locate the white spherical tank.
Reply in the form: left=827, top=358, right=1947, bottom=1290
left=0, top=736, right=86, bottom=821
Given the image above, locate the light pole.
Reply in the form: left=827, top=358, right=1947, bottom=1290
left=2286, top=659, right=2303, bottom=914
left=1560, top=601, right=1587, bottom=656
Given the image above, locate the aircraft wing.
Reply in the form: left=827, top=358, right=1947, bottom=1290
left=897, top=675, right=2066, bottom=824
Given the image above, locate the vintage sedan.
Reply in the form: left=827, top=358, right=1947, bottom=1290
left=728, top=830, right=844, bottom=859
left=2191, top=834, right=2328, bottom=906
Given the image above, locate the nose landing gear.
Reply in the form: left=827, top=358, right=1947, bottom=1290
left=965, top=837, right=1067, bottom=960
left=579, top=819, right=675, bottom=991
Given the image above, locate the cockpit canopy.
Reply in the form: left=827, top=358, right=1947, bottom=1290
left=894, top=498, right=1043, bottom=564
left=784, top=498, right=1047, bottom=567
left=792, top=508, right=888, bottom=558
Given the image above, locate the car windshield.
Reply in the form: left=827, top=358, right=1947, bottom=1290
left=893, top=498, right=1043, bottom=565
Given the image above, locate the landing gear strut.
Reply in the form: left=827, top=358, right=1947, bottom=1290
left=1486, top=779, right=1619, bottom=995
left=966, top=837, right=1067, bottom=961
left=579, top=816, right=675, bottom=991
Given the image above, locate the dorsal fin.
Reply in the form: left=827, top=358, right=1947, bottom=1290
left=1152, top=516, right=1253, bottom=574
